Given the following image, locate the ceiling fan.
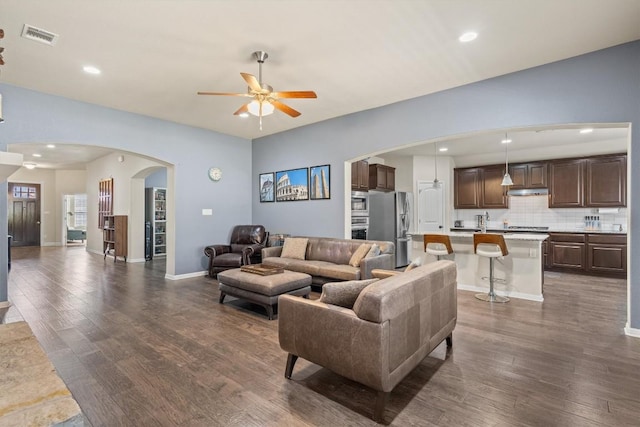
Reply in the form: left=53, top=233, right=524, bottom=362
left=197, top=51, right=317, bottom=130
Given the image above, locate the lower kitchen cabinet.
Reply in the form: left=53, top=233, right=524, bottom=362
left=587, top=234, right=626, bottom=274
left=549, top=233, right=585, bottom=271
left=546, top=233, right=626, bottom=277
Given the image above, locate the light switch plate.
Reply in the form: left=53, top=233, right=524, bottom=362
left=202, top=209, right=212, bottom=216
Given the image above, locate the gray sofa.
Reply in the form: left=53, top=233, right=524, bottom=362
left=278, top=260, right=458, bottom=421
left=261, top=237, right=395, bottom=285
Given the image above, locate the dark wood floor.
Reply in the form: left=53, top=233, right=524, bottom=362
left=3, top=246, right=640, bottom=426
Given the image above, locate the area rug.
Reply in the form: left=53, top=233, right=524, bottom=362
left=0, top=321, right=83, bottom=427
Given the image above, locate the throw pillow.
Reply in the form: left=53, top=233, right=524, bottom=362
left=365, top=243, right=381, bottom=258
left=319, top=279, right=379, bottom=309
left=280, top=237, right=308, bottom=260
left=404, top=258, right=423, bottom=272
left=349, top=243, right=372, bottom=267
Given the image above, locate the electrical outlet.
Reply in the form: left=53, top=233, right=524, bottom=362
left=529, top=248, right=537, bottom=257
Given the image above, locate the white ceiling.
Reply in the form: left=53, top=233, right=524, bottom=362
left=2, top=1, right=639, bottom=168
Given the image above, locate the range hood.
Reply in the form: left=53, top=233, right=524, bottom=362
left=507, top=188, right=549, bottom=196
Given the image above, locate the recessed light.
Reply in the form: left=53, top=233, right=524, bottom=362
left=32, top=153, right=42, bottom=157
left=580, top=128, right=594, bottom=134
left=439, top=147, right=448, bottom=152
left=23, top=162, right=37, bottom=170
left=501, top=138, right=512, bottom=144
left=46, top=144, right=55, bottom=148
left=459, top=32, right=478, bottom=43
left=83, top=65, right=101, bottom=75
left=239, top=112, right=249, bottom=118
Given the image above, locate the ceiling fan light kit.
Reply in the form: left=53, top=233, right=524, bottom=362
left=198, top=51, right=317, bottom=130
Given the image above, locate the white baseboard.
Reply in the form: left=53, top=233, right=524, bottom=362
left=127, top=258, right=147, bottom=263
left=42, top=242, right=63, bottom=247
left=624, top=327, right=640, bottom=338
left=457, top=283, right=544, bottom=302
left=87, top=248, right=103, bottom=256
left=0, top=301, right=11, bottom=309
left=165, top=270, right=208, bottom=281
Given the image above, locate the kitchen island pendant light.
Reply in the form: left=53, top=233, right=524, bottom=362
left=501, top=133, right=514, bottom=186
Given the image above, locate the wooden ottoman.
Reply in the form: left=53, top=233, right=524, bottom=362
left=217, top=268, right=312, bottom=319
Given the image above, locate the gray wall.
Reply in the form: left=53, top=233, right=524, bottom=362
left=0, top=83, right=252, bottom=278
left=252, top=41, right=640, bottom=329
left=145, top=168, right=167, bottom=188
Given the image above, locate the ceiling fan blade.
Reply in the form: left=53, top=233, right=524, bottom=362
left=241, top=72, right=263, bottom=92
left=233, top=104, right=250, bottom=115
left=272, top=91, right=317, bottom=99
left=197, top=91, right=250, bottom=96
left=271, top=100, right=301, bottom=117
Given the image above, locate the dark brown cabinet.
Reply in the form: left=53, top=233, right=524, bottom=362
left=549, top=159, right=584, bottom=208
left=368, top=164, right=395, bottom=192
left=351, top=160, right=369, bottom=191
left=480, top=165, right=508, bottom=208
left=548, top=154, right=626, bottom=208
left=548, top=233, right=586, bottom=271
left=585, top=155, right=626, bottom=207
left=454, top=166, right=507, bottom=209
left=509, top=162, right=547, bottom=189
left=546, top=232, right=626, bottom=277
left=587, top=234, right=626, bottom=275
left=454, top=168, right=481, bottom=208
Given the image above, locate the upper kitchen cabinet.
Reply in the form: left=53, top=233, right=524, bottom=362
left=454, top=168, right=481, bottom=208
left=585, top=155, right=626, bottom=207
left=454, top=166, right=508, bottom=209
left=481, top=165, right=509, bottom=208
left=549, top=154, right=626, bottom=208
left=549, top=159, right=584, bottom=208
left=369, top=164, right=395, bottom=192
left=509, top=162, right=547, bottom=189
left=351, top=160, right=369, bottom=191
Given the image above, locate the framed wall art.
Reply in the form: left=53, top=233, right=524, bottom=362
left=275, top=168, right=309, bottom=202
left=309, top=164, right=330, bottom=200
left=259, top=172, right=275, bottom=202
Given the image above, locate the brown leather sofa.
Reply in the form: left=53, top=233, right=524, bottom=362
left=204, top=225, right=267, bottom=277
left=278, top=260, right=457, bottom=421
left=261, top=236, right=395, bottom=285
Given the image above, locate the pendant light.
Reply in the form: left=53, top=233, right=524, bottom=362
left=501, top=133, right=513, bottom=186
left=433, top=142, right=440, bottom=187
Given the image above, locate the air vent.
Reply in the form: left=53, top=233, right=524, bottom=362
left=21, top=24, right=58, bottom=46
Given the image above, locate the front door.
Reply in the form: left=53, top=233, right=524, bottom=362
left=8, top=183, right=41, bottom=247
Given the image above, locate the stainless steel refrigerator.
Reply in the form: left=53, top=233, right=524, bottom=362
left=368, top=191, right=413, bottom=268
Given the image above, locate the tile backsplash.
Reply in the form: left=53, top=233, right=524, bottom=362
left=454, top=195, right=627, bottom=232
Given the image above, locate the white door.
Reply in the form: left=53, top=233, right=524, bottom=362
left=417, top=181, right=445, bottom=233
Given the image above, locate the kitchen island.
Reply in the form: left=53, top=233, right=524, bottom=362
left=411, top=232, right=549, bottom=301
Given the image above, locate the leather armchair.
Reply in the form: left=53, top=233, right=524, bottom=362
left=204, top=225, right=267, bottom=277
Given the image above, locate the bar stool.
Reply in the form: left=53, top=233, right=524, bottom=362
left=423, top=234, right=453, bottom=260
left=473, top=233, right=509, bottom=303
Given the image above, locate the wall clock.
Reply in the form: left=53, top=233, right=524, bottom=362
left=208, top=167, right=222, bottom=182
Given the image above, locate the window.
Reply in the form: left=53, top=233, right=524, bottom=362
left=12, top=185, right=37, bottom=199
left=74, top=194, right=87, bottom=228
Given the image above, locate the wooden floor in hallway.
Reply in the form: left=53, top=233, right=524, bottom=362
left=3, top=245, right=640, bottom=426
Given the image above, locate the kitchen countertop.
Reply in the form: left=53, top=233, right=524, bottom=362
left=448, top=227, right=626, bottom=235
left=445, top=232, right=548, bottom=241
